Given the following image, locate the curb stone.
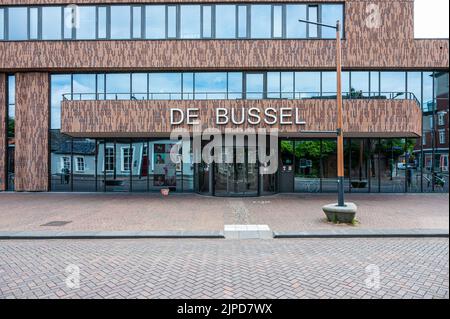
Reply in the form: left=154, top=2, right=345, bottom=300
left=274, top=228, right=449, bottom=238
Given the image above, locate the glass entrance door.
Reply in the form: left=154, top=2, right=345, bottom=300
left=214, top=146, right=258, bottom=196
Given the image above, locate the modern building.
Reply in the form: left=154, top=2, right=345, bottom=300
left=0, top=0, right=448, bottom=196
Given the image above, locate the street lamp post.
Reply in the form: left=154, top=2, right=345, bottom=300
left=299, top=19, right=345, bottom=206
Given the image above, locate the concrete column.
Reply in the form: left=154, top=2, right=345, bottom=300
left=14, top=72, right=49, bottom=191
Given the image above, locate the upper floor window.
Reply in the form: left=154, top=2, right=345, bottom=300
left=8, top=7, right=28, bottom=40
left=439, top=130, right=446, bottom=144
left=0, top=9, right=4, bottom=39
left=0, top=3, right=345, bottom=41
left=438, top=112, right=446, bottom=126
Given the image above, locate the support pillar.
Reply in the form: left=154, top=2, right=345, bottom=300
left=14, top=72, right=49, bottom=191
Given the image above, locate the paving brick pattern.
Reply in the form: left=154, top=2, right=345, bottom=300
left=0, top=238, right=448, bottom=299
left=0, top=193, right=448, bottom=232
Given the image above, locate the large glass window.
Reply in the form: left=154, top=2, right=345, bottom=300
left=132, top=6, right=142, bottom=39
left=106, top=74, right=131, bottom=100
left=322, top=72, right=336, bottom=97
left=8, top=7, right=28, bottom=40
left=180, top=5, right=201, bottom=39
left=246, top=73, right=264, bottom=99
left=281, top=72, right=294, bottom=99
left=407, top=72, right=422, bottom=105
left=286, top=5, right=307, bottom=38
left=350, top=72, right=370, bottom=98
left=321, top=4, right=344, bottom=38
left=380, top=72, right=406, bottom=99
left=63, top=6, right=74, bottom=39
left=267, top=72, right=281, bottom=99
left=97, top=7, right=107, bottom=39
left=149, top=73, right=181, bottom=100
left=202, top=6, right=212, bottom=38
left=322, top=71, right=349, bottom=97
left=50, top=74, right=71, bottom=129
left=273, top=5, right=283, bottom=38
left=2, top=3, right=346, bottom=41
left=145, top=6, right=166, bottom=39
left=250, top=5, right=271, bottom=39
left=228, top=73, right=243, bottom=99
left=97, top=74, right=105, bottom=100
left=132, top=73, right=147, bottom=100
left=0, top=9, right=4, bottom=39
left=295, top=72, right=320, bottom=98
left=111, top=6, right=131, bottom=39
left=237, top=5, right=247, bottom=38
left=307, top=5, right=318, bottom=38
left=294, top=140, right=322, bottom=192
left=72, top=74, right=96, bottom=100
left=423, top=72, right=434, bottom=112
left=42, top=7, right=62, bottom=40
left=195, top=73, right=227, bottom=99
left=215, top=5, right=236, bottom=39
left=267, top=72, right=294, bottom=99
left=167, top=6, right=177, bottom=38
left=182, top=73, right=194, bottom=100
left=29, top=7, right=39, bottom=40
left=370, top=71, right=380, bottom=97
left=76, top=6, right=96, bottom=40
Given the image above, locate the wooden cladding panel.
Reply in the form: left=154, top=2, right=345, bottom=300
left=0, top=74, right=6, bottom=191
left=61, top=99, right=421, bottom=137
left=14, top=73, right=49, bottom=191
left=1, top=39, right=448, bottom=71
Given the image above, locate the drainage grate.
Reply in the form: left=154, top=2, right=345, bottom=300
left=40, top=221, right=72, bottom=227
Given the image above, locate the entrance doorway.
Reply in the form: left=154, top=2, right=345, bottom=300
left=214, top=146, right=258, bottom=196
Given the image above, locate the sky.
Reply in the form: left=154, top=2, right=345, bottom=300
left=414, top=0, right=449, bottom=38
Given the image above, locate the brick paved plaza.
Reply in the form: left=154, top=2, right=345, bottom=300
left=0, top=238, right=448, bottom=299
left=0, top=193, right=448, bottom=232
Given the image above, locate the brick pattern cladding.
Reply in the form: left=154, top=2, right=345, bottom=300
left=0, top=74, right=6, bottom=191
left=14, top=73, right=49, bottom=191
left=61, top=99, right=422, bottom=138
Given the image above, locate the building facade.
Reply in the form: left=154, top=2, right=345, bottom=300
left=0, top=0, right=448, bottom=196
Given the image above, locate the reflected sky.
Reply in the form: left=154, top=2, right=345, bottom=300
left=215, top=5, right=235, bottom=39
left=42, top=7, right=62, bottom=40
left=49, top=71, right=445, bottom=128
left=76, top=6, right=96, bottom=39
left=180, top=5, right=201, bottom=39
left=8, top=7, right=27, bottom=40
left=250, top=5, right=272, bottom=39
left=0, top=9, right=4, bottom=39
left=2, top=3, right=345, bottom=40
left=145, top=5, right=165, bottom=39
left=111, top=6, right=131, bottom=39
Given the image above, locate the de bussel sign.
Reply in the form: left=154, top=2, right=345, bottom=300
left=168, top=107, right=306, bottom=175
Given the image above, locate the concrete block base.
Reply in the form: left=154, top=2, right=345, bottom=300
left=224, top=225, right=273, bottom=239
left=322, top=202, right=358, bottom=223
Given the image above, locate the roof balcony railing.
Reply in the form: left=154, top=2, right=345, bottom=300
left=61, top=91, right=421, bottom=105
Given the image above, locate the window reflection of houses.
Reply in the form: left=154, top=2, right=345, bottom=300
left=50, top=134, right=193, bottom=192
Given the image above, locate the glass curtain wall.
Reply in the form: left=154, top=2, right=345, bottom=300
left=289, top=138, right=420, bottom=193
left=56, top=71, right=434, bottom=102
left=0, top=3, right=344, bottom=41
left=48, top=71, right=449, bottom=193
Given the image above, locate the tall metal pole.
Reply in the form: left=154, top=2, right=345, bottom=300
left=336, top=20, right=345, bottom=207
